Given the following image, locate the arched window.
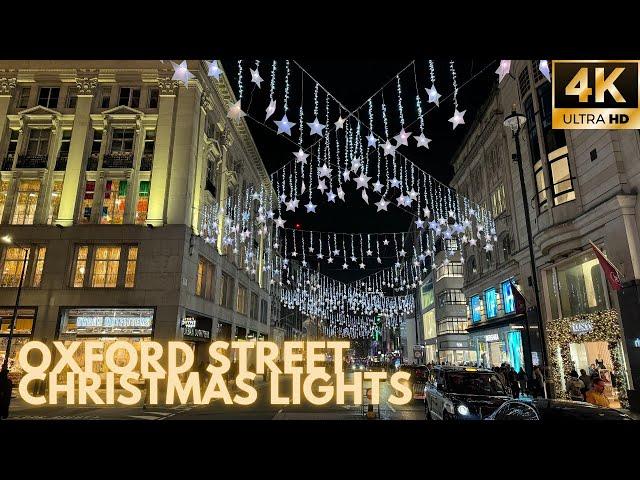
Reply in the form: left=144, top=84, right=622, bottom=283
left=501, top=233, right=512, bottom=263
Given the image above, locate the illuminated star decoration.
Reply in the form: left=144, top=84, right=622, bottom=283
left=396, top=194, right=407, bottom=206
left=539, top=60, right=551, bottom=82
left=495, top=60, right=511, bottom=83
left=342, top=169, right=351, bottom=182
left=350, top=158, right=362, bottom=172
left=285, top=198, right=299, bottom=211
left=415, top=218, right=424, bottom=229
left=274, top=217, right=286, bottom=228
left=383, top=239, right=389, bottom=246
left=318, top=163, right=332, bottom=178
left=426, top=85, right=441, bottom=106
left=305, top=201, right=317, bottom=213
left=390, top=178, right=401, bottom=189
left=354, top=173, right=371, bottom=190
left=375, top=199, right=389, bottom=212
left=265, top=99, right=277, bottom=121
left=449, top=109, right=466, bottom=129
left=326, top=191, right=337, bottom=203
left=307, top=117, right=325, bottom=136
left=316, top=179, right=327, bottom=193
left=275, top=114, right=296, bottom=135
left=337, top=187, right=345, bottom=201
left=171, top=61, right=194, bottom=87
left=207, top=60, right=222, bottom=80
left=250, top=67, right=264, bottom=88
left=293, top=148, right=309, bottom=165
left=414, top=133, right=432, bottom=149
left=366, top=134, right=377, bottom=147
left=227, top=100, right=246, bottom=122
left=372, top=180, right=383, bottom=193
left=342, top=263, right=348, bottom=270
left=393, top=128, right=411, bottom=147
left=382, top=140, right=396, bottom=157
left=335, top=116, right=346, bottom=130
left=361, top=190, right=369, bottom=205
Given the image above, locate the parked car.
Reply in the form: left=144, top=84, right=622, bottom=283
left=424, top=366, right=511, bottom=420
left=399, top=364, right=429, bottom=400
left=486, top=398, right=633, bottom=421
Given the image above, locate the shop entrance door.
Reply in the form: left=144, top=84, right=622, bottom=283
left=569, top=341, right=619, bottom=407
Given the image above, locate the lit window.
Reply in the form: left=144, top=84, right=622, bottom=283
left=0, top=180, right=9, bottom=222
left=73, top=246, right=88, bottom=287
left=491, top=184, right=506, bottom=218
left=237, top=284, right=247, bottom=314
left=79, top=181, right=95, bottom=223
left=502, top=280, right=516, bottom=314
left=135, top=181, right=150, bottom=225
left=101, top=179, right=127, bottom=224
left=485, top=288, right=498, bottom=318
left=470, top=295, right=482, bottom=323
left=548, top=146, right=575, bottom=206
left=196, top=259, right=205, bottom=296
left=435, top=262, right=463, bottom=281
left=422, top=309, right=436, bottom=340
left=12, top=179, right=40, bottom=225
left=33, top=246, right=46, bottom=287
left=48, top=180, right=63, bottom=225
left=125, top=246, right=137, bottom=288
left=91, top=246, right=121, bottom=288
left=421, top=282, right=434, bottom=309
left=1, top=247, right=29, bottom=287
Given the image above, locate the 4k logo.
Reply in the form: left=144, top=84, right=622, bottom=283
left=552, top=61, right=640, bottom=129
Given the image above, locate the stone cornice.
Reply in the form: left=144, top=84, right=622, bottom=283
left=0, top=76, right=17, bottom=96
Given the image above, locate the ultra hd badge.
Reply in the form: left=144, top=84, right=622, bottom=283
left=552, top=60, right=640, bottom=129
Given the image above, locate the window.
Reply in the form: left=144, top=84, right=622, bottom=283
left=101, top=179, right=127, bottom=224
left=91, top=246, right=121, bottom=288
left=0, top=181, right=9, bottom=222
left=237, top=284, right=248, bottom=315
left=143, top=130, right=155, bottom=155
left=73, top=246, right=89, bottom=287
left=435, top=262, right=463, bottom=281
left=125, top=246, right=138, bottom=288
left=466, top=256, right=477, bottom=278
left=195, top=257, right=215, bottom=301
left=79, top=181, right=95, bottom=223
left=502, top=280, right=516, bottom=314
left=33, top=246, right=46, bottom=287
left=110, top=129, right=134, bottom=152
left=91, top=130, right=103, bottom=155
left=17, top=87, right=30, bottom=109
left=37, top=87, right=60, bottom=109
left=470, top=295, right=482, bottom=323
left=491, top=184, right=506, bottom=218
left=220, top=273, right=234, bottom=309
left=523, top=95, right=540, bottom=164
left=58, top=130, right=72, bottom=160
left=148, top=88, right=159, bottom=109
left=99, top=87, right=111, bottom=109
left=518, top=68, right=530, bottom=97
left=438, top=289, right=465, bottom=307
left=260, top=299, right=268, bottom=324
left=532, top=60, right=546, bottom=83
left=501, top=234, right=512, bottom=262
left=444, top=238, right=459, bottom=252
left=26, top=129, right=51, bottom=156
left=0, top=247, right=29, bottom=287
left=537, top=83, right=567, bottom=155
left=534, top=159, right=547, bottom=209
left=437, top=317, right=469, bottom=335
left=420, top=281, right=434, bottom=309
left=135, top=181, right=150, bottom=225
left=7, top=130, right=19, bottom=158
left=422, top=309, right=436, bottom=340
left=118, top=87, right=140, bottom=108
left=548, top=146, right=575, bottom=205
left=65, top=87, right=78, bottom=109
left=545, top=251, right=608, bottom=320
left=485, top=251, right=493, bottom=270
left=48, top=180, right=63, bottom=224
left=485, top=288, right=499, bottom=318
left=12, top=179, right=40, bottom=225
left=250, top=292, right=259, bottom=321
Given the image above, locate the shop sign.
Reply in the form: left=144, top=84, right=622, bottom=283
left=76, top=316, right=153, bottom=328
left=181, top=316, right=211, bottom=340
left=413, top=346, right=424, bottom=358
left=485, top=333, right=499, bottom=342
left=570, top=320, right=593, bottom=335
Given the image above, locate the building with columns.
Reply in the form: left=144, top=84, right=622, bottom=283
left=0, top=61, right=275, bottom=383
left=451, top=60, right=640, bottom=408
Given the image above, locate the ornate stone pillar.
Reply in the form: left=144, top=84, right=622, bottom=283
left=216, top=130, right=233, bottom=254
left=0, top=77, right=17, bottom=151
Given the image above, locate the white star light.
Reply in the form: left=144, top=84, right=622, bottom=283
left=372, top=180, right=383, bottom=193
left=265, top=99, right=277, bottom=120
left=354, top=173, right=371, bottom=190
left=316, top=179, right=328, bottom=193
left=342, top=169, right=351, bottom=182
left=207, top=60, right=222, bottom=80
left=414, top=133, right=432, bottom=149
left=326, top=191, right=337, bottom=203
left=449, top=109, right=466, bottom=129
left=484, top=243, right=494, bottom=252
left=423, top=207, right=431, bottom=218
left=285, top=198, right=299, bottom=211
left=333, top=249, right=340, bottom=256
left=415, top=218, right=424, bottom=229
left=393, top=128, right=411, bottom=147
left=375, top=199, right=389, bottom=212
left=250, top=67, right=264, bottom=88
left=366, top=134, right=377, bottom=147
left=382, top=140, right=396, bottom=157
left=337, top=187, right=345, bottom=201
left=342, top=263, right=348, bottom=270
left=275, top=114, right=296, bottom=135
left=408, top=188, right=418, bottom=201
left=318, top=163, right=332, bottom=178
left=377, top=257, right=382, bottom=264
left=335, top=116, right=346, bottom=130
left=279, top=193, right=287, bottom=203
left=539, top=60, right=551, bottom=81
left=350, top=255, right=357, bottom=262
left=227, top=100, right=246, bottom=122
left=366, top=249, right=373, bottom=256
left=317, top=253, right=324, bottom=260
left=171, top=61, right=194, bottom=87
left=307, top=117, right=325, bottom=136
left=350, top=158, right=362, bottom=172
left=383, top=239, right=389, bottom=246
left=399, top=249, right=406, bottom=257
left=275, top=217, right=286, bottom=228
left=359, top=262, right=365, bottom=269
left=396, top=194, right=407, bottom=206
left=293, top=148, right=309, bottom=165
left=327, top=257, right=333, bottom=263
left=390, top=178, right=401, bottom=189
left=426, top=85, right=441, bottom=106
left=495, top=60, right=511, bottom=83
left=469, top=238, right=477, bottom=247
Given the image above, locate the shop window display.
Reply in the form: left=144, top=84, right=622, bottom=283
left=0, top=307, right=36, bottom=386
left=470, top=295, right=482, bottom=323
left=502, top=280, right=515, bottom=314
left=485, top=288, right=498, bottom=318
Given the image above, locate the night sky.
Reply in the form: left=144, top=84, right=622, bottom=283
left=223, top=58, right=498, bottom=283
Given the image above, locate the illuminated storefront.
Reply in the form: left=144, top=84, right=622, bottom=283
left=180, top=311, right=213, bottom=367
left=0, top=307, right=36, bottom=386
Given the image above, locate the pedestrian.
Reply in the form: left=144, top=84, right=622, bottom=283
left=585, top=377, right=610, bottom=408
left=588, top=363, right=597, bottom=376
left=0, top=369, right=12, bottom=420
left=517, top=367, right=528, bottom=395
left=509, top=366, right=520, bottom=398
left=566, top=370, right=585, bottom=401
left=532, top=366, right=545, bottom=398
left=579, top=368, right=592, bottom=400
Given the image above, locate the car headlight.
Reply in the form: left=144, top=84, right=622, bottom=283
left=457, top=404, right=470, bottom=416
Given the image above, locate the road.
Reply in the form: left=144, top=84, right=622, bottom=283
left=7, top=371, right=426, bottom=421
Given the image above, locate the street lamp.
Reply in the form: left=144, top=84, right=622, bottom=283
left=503, top=110, right=550, bottom=395
left=1, top=236, right=29, bottom=375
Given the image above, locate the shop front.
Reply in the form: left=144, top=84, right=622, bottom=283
left=437, top=339, right=476, bottom=365
left=180, top=311, right=213, bottom=368
left=0, top=307, right=37, bottom=387
left=57, top=307, right=154, bottom=386
left=468, top=318, right=528, bottom=373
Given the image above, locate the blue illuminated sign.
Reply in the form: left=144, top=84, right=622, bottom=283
left=471, top=295, right=482, bottom=323
left=502, top=280, right=515, bottom=314
left=485, top=288, right=498, bottom=319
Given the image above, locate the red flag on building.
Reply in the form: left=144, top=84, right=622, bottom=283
left=590, top=241, right=623, bottom=291
left=510, top=279, right=527, bottom=314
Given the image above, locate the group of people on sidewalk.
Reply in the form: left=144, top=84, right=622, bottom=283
left=566, top=367, right=613, bottom=408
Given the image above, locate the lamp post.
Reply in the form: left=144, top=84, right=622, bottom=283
left=503, top=111, right=550, bottom=394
